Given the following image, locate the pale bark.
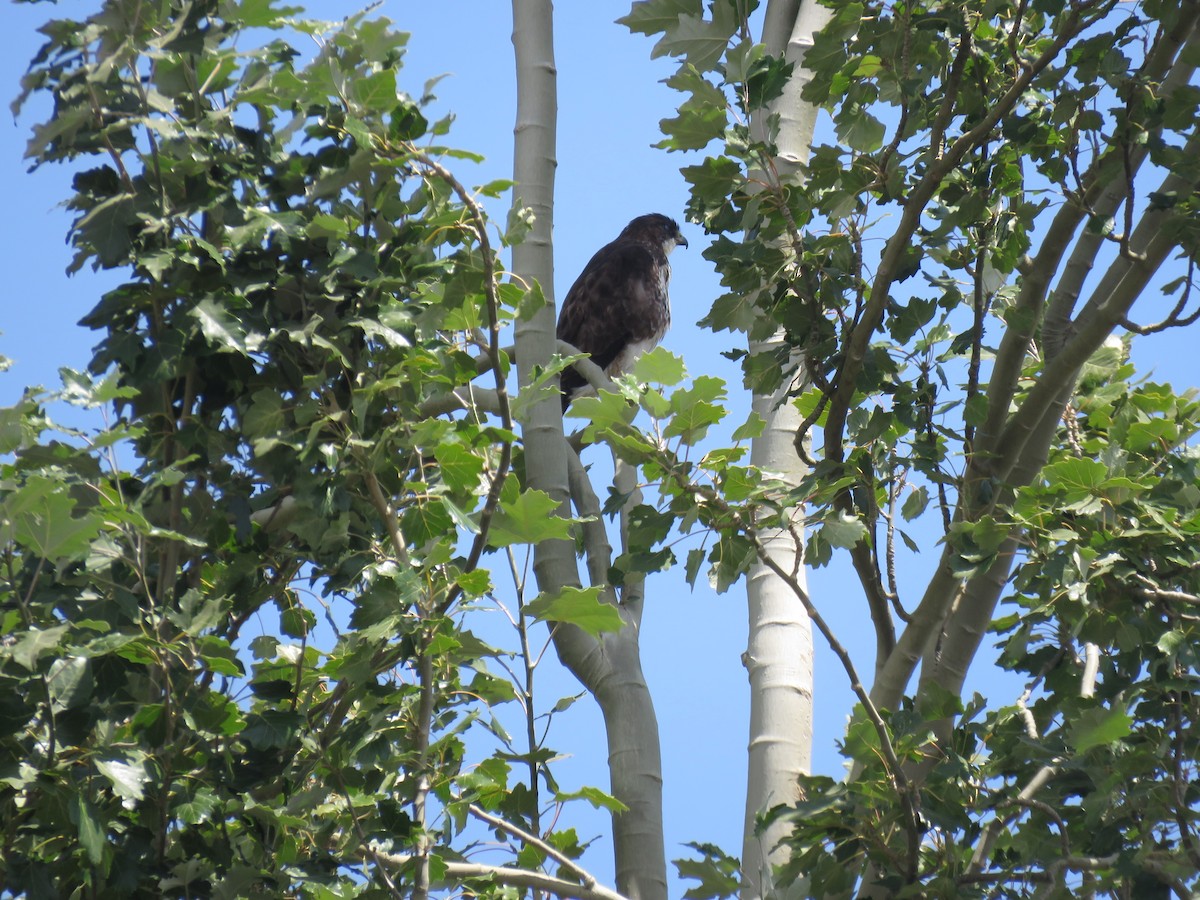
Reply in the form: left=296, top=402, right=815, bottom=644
left=510, top=3, right=666, bottom=897
left=742, top=382, right=814, bottom=899
left=740, top=3, right=831, bottom=898
left=510, top=0, right=569, bottom=586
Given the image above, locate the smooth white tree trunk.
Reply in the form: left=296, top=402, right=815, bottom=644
left=510, top=3, right=667, bottom=897
left=741, top=3, right=832, bottom=897
left=742, top=376, right=814, bottom=898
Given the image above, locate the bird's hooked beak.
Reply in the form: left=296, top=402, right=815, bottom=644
left=676, top=231, right=689, bottom=250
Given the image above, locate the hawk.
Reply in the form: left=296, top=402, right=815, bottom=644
left=556, top=213, right=688, bottom=410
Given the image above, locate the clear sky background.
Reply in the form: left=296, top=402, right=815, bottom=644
left=3, top=1, right=1198, bottom=894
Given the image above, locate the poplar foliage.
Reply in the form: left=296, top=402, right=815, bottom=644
left=4, top=4, right=607, bottom=897
left=623, top=0, right=1200, bottom=896
left=3, top=0, right=1200, bottom=898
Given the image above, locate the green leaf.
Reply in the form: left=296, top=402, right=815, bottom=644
left=964, top=393, right=988, bottom=428
left=731, top=411, right=765, bottom=441
left=708, top=533, right=755, bottom=593
left=675, top=841, right=741, bottom=900
left=1043, top=457, right=1107, bottom=503
left=435, top=443, right=485, bottom=494
left=390, top=102, right=429, bottom=141
left=652, top=6, right=738, bottom=72
left=632, top=346, right=687, bottom=386
left=835, top=106, right=885, bottom=152
left=685, top=547, right=706, bottom=586
left=665, top=376, right=728, bottom=444
left=96, top=754, right=152, bottom=805
left=242, top=710, right=300, bottom=750
left=280, top=606, right=315, bottom=639
left=46, top=656, right=93, bottom=710
left=236, top=0, right=304, bottom=28
left=74, top=796, right=107, bottom=866
left=71, top=193, right=138, bottom=270
left=555, top=785, right=629, bottom=813
left=250, top=635, right=280, bottom=660
left=477, top=178, right=515, bottom=198
left=517, top=280, right=547, bottom=320
left=1125, top=418, right=1176, bottom=453
left=744, top=48, right=794, bottom=110
left=455, top=568, right=493, bottom=597
left=199, top=636, right=245, bottom=676
left=702, top=289, right=758, bottom=333
left=719, top=465, right=759, bottom=502
left=0, top=404, right=30, bottom=455
left=656, top=66, right=730, bottom=148
left=657, top=88, right=729, bottom=152
left=352, top=69, right=398, bottom=111
left=526, top=586, right=624, bottom=637
left=10, top=625, right=70, bottom=671
left=308, top=213, right=351, bottom=240
left=487, top=489, right=576, bottom=547
left=551, top=692, right=584, bottom=714
left=569, top=390, right=641, bottom=444
left=817, top=511, right=868, bottom=549
left=169, top=589, right=227, bottom=634
left=682, top=155, right=741, bottom=205
left=191, top=299, right=260, bottom=355
left=4, top=475, right=102, bottom=561
left=175, top=788, right=220, bottom=825
left=1068, top=706, right=1132, bottom=754
left=900, top=486, right=929, bottom=522
left=617, top=0, right=698, bottom=37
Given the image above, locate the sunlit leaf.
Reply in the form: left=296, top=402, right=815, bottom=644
left=555, top=785, right=629, bottom=813
left=487, top=489, right=576, bottom=547
left=96, top=755, right=152, bottom=806
left=632, top=346, right=687, bottom=386
left=526, top=586, right=624, bottom=637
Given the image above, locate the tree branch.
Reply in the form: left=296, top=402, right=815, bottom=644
left=468, top=804, right=600, bottom=890
left=397, top=148, right=515, bottom=617
left=823, top=6, right=1091, bottom=464
left=614, top=457, right=646, bottom=622
left=418, top=385, right=502, bottom=418
left=967, top=635, right=1103, bottom=877
left=565, top=441, right=619, bottom=606
left=365, top=846, right=631, bottom=900
left=993, top=202, right=1185, bottom=485
left=559, top=339, right=620, bottom=399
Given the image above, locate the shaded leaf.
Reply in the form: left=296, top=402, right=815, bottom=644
left=1069, top=706, right=1133, bottom=754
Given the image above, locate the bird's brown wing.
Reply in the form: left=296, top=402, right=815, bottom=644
left=556, top=241, right=663, bottom=401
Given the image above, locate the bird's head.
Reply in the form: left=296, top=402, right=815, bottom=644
left=620, top=213, right=688, bottom=255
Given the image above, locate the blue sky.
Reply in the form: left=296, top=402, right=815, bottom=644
left=4, top=1, right=1199, bottom=893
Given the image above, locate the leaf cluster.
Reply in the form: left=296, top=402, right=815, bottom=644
left=3, top=2, right=611, bottom=896
left=772, top=369, right=1200, bottom=896
left=621, top=0, right=1200, bottom=894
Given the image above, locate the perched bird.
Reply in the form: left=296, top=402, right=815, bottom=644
left=556, top=213, right=688, bottom=410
